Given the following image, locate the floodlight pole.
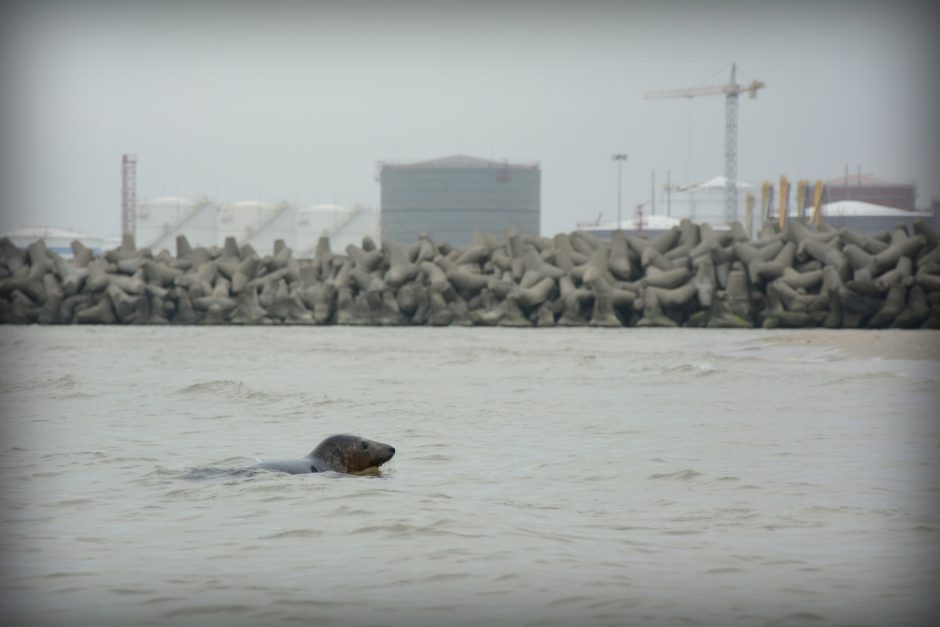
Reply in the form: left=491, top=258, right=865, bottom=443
left=612, top=154, right=628, bottom=227
left=121, top=154, right=137, bottom=239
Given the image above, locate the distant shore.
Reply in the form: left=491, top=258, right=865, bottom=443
left=760, top=328, right=940, bottom=360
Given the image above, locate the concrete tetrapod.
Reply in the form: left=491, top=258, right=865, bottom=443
left=2, top=219, right=939, bottom=328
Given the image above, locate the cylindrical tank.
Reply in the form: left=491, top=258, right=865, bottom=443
left=218, top=200, right=296, bottom=255
left=785, top=200, right=935, bottom=234
left=296, top=204, right=379, bottom=257
left=580, top=214, right=682, bottom=240
left=379, top=155, right=541, bottom=246
left=673, top=176, right=755, bottom=227
left=136, top=196, right=217, bottom=254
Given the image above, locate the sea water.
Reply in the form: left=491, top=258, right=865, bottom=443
left=1, top=326, right=938, bottom=627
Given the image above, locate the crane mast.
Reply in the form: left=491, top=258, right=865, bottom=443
left=645, top=63, right=765, bottom=226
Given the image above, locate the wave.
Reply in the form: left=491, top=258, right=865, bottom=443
left=0, top=374, right=85, bottom=395
left=175, top=380, right=253, bottom=396
left=161, top=605, right=256, bottom=619
left=662, top=362, right=723, bottom=377
left=259, top=529, right=324, bottom=539
left=179, top=466, right=261, bottom=481
left=647, top=469, right=703, bottom=481
left=809, top=369, right=910, bottom=387
left=705, top=567, right=745, bottom=574
left=173, top=379, right=309, bottom=403
left=412, top=454, right=454, bottom=462
left=625, top=361, right=726, bottom=380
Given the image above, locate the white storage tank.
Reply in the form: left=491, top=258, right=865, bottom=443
left=296, top=203, right=379, bottom=257
left=580, top=214, right=682, bottom=240
left=783, top=200, right=936, bottom=234
left=379, top=155, right=541, bottom=246
left=136, top=196, right=217, bottom=254
left=671, top=176, right=755, bottom=227
left=0, top=226, right=104, bottom=257
left=218, top=200, right=296, bottom=255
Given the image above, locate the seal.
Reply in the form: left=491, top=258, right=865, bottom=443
left=256, top=434, right=396, bottom=475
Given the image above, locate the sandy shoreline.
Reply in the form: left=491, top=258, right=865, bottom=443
left=758, top=329, right=940, bottom=361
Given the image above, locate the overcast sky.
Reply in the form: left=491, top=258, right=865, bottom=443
left=1, top=0, right=937, bottom=239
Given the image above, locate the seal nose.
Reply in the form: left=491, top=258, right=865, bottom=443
left=388, top=446, right=396, bottom=455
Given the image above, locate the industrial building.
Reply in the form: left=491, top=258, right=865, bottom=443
left=580, top=175, right=753, bottom=237
left=658, top=174, right=933, bottom=236
left=378, top=155, right=540, bottom=246
left=803, top=173, right=917, bottom=211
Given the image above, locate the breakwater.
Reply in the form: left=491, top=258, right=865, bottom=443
left=1, top=219, right=939, bottom=328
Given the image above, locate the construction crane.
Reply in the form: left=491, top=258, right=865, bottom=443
left=645, top=63, right=765, bottom=225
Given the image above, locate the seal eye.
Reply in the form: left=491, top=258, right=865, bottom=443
left=361, top=441, right=369, bottom=450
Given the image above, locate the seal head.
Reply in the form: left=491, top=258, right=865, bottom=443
left=309, top=434, right=396, bottom=473
left=257, top=434, right=396, bottom=475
